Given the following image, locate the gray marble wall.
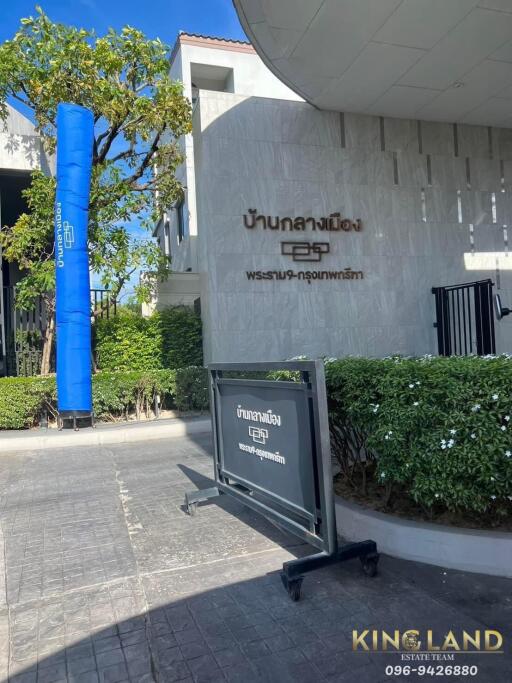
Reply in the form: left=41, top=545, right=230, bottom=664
left=194, top=90, right=512, bottom=362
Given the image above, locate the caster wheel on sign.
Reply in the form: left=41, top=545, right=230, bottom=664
left=187, top=502, right=197, bottom=517
left=288, top=578, right=303, bottom=602
left=360, top=552, right=379, bottom=577
left=280, top=572, right=304, bottom=601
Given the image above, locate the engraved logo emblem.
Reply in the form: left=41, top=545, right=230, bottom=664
left=281, top=241, right=330, bottom=262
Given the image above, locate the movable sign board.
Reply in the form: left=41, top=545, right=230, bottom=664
left=217, top=380, right=317, bottom=529
left=184, top=361, right=378, bottom=601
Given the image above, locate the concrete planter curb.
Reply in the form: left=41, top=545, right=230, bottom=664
left=0, top=417, right=212, bottom=453
left=335, top=495, right=512, bottom=578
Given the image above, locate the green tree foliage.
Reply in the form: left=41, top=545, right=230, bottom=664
left=0, top=8, right=192, bottom=371
left=94, top=306, right=203, bottom=371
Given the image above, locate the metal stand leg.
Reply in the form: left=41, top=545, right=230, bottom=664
left=184, top=487, right=221, bottom=516
left=280, top=541, right=379, bottom=601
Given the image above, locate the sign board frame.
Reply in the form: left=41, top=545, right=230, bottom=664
left=184, top=360, right=378, bottom=600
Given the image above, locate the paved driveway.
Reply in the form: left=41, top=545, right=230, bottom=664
left=0, top=434, right=509, bottom=683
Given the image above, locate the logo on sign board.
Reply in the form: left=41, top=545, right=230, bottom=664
left=248, top=426, right=268, bottom=445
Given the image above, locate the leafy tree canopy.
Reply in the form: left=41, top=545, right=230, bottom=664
left=0, top=7, right=191, bottom=312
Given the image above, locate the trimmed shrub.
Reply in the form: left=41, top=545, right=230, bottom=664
left=94, top=306, right=203, bottom=371
left=160, top=307, right=203, bottom=370
left=172, top=366, right=209, bottom=412
left=92, top=370, right=176, bottom=420
left=325, top=355, right=512, bottom=517
left=94, top=310, right=162, bottom=371
left=0, top=366, right=209, bottom=429
left=0, top=376, right=55, bottom=429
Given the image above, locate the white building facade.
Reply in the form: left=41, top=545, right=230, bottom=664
left=154, top=29, right=512, bottom=362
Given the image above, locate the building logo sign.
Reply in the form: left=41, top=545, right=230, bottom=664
left=281, top=241, right=329, bottom=262
left=242, top=209, right=365, bottom=283
left=243, top=209, right=362, bottom=232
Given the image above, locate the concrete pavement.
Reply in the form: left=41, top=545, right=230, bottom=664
left=0, top=434, right=510, bottom=683
left=0, top=417, right=211, bottom=453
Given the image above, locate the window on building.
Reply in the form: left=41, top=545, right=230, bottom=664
left=164, top=219, right=171, bottom=257
left=176, top=199, right=185, bottom=244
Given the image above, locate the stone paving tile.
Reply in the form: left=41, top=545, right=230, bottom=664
left=0, top=434, right=510, bottom=683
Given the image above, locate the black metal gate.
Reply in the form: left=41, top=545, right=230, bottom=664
left=432, top=279, right=495, bottom=356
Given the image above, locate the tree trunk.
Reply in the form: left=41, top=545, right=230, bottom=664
left=41, top=315, right=55, bottom=375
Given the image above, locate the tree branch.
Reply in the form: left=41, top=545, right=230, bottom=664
left=95, top=123, right=121, bottom=164
left=123, top=128, right=164, bottom=187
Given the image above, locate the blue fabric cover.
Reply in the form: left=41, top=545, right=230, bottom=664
left=55, top=103, right=94, bottom=412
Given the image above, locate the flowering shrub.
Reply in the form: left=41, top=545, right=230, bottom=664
left=325, top=356, right=512, bottom=517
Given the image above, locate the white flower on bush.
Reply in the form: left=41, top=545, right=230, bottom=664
left=501, top=425, right=506, bottom=431
left=490, top=495, right=496, bottom=500
left=471, top=404, right=481, bottom=412
left=440, top=439, right=447, bottom=449
left=490, top=476, right=495, bottom=481
left=380, top=472, right=386, bottom=479
left=371, top=403, right=380, bottom=413
left=505, top=415, right=510, bottom=422
left=449, top=429, right=457, bottom=435
left=505, top=451, right=511, bottom=458
left=492, top=393, right=499, bottom=401
left=413, top=401, right=419, bottom=406
left=416, top=381, right=420, bottom=386
left=409, top=383, right=415, bottom=389
left=470, top=433, right=476, bottom=439
left=435, top=493, right=440, bottom=498
left=447, top=439, right=454, bottom=448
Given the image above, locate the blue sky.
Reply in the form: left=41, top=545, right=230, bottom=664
left=0, top=1, right=247, bottom=46
left=2, top=2, right=247, bottom=296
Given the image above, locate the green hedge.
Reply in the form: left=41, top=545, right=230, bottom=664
left=0, top=376, right=55, bottom=429
left=325, top=355, right=512, bottom=517
left=0, top=367, right=209, bottom=429
left=173, top=366, right=209, bottom=412
left=94, top=306, right=203, bottom=371
left=93, top=370, right=176, bottom=420
left=94, top=312, right=162, bottom=372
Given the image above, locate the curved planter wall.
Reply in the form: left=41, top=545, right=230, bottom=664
left=335, top=496, right=512, bottom=578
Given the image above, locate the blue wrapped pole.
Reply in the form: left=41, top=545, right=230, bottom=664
left=55, top=103, right=94, bottom=416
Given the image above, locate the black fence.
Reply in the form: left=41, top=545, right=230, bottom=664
left=1, top=287, right=117, bottom=376
left=92, top=288, right=117, bottom=319
left=432, top=279, right=496, bottom=356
